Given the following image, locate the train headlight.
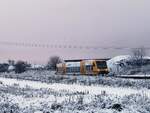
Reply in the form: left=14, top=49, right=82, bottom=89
left=105, top=69, right=108, bottom=71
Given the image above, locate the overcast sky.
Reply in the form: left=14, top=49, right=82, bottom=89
left=0, top=0, right=150, bottom=64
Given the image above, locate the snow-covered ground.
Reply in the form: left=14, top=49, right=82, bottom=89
left=0, top=77, right=150, bottom=113
left=0, top=77, right=149, bottom=97
left=1, top=70, right=150, bottom=89
left=107, top=55, right=150, bottom=75
left=1, top=55, right=150, bottom=112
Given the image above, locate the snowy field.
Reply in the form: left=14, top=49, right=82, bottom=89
left=1, top=70, right=150, bottom=89
left=0, top=72, right=150, bottom=113
left=0, top=77, right=149, bottom=97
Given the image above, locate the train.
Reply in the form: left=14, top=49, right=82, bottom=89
left=56, top=60, right=109, bottom=75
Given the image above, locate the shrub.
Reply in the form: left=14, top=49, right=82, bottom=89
left=0, top=63, right=9, bottom=72
left=47, top=56, right=62, bottom=70
left=111, top=103, right=122, bottom=111
left=15, top=61, right=29, bottom=73
left=51, top=103, right=62, bottom=110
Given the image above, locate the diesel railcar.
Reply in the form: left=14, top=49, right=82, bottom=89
left=56, top=60, right=109, bottom=75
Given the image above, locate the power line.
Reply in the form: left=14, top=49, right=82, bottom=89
left=0, top=41, right=149, bottom=50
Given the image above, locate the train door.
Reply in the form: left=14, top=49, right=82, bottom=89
left=85, top=65, right=93, bottom=75
left=84, top=60, right=93, bottom=75
left=92, top=61, right=99, bottom=75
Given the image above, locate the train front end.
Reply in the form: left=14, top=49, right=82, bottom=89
left=95, top=60, right=109, bottom=75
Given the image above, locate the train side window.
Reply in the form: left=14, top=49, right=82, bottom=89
left=67, top=67, right=71, bottom=73
left=76, top=67, right=78, bottom=72
left=86, top=65, right=92, bottom=71
left=73, top=67, right=75, bottom=72
left=71, top=67, right=72, bottom=72
left=75, top=67, right=77, bottom=72
left=77, top=67, right=80, bottom=72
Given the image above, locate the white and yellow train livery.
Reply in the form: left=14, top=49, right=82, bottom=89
left=56, top=60, right=109, bottom=75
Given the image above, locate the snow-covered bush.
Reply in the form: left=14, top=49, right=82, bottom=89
left=0, top=95, right=20, bottom=113
left=1, top=70, right=150, bottom=89
left=15, top=61, right=29, bottom=74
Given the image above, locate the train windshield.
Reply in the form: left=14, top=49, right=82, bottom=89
left=96, top=61, right=107, bottom=69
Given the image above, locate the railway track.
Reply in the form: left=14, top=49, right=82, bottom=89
left=62, top=74, right=150, bottom=80
left=112, top=75, right=150, bottom=79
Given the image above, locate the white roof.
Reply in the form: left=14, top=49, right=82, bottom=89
left=66, top=62, right=80, bottom=67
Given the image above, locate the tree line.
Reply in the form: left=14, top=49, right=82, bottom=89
left=0, top=47, right=148, bottom=74
left=0, top=55, right=62, bottom=74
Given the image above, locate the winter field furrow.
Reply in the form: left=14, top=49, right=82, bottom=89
left=0, top=77, right=149, bottom=97
left=1, top=70, right=150, bottom=113
left=0, top=75, right=150, bottom=113
left=1, top=70, right=150, bottom=89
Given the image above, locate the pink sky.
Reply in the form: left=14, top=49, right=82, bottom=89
left=0, top=0, right=150, bottom=64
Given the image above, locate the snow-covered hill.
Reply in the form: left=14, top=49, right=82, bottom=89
left=107, top=55, right=150, bottom=75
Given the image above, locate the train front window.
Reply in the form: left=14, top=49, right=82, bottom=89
left=96, top=61, right=107, bottom=69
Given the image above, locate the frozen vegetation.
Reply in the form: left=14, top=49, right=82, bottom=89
left=0, top=55, right=150, bottom=112
left=107, top=55, right=150, bottom=75
left=1, top=70, right=150, bottom=89
left=0, top=76, right=150, bottom=113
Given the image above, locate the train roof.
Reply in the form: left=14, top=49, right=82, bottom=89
left=64, top=58, right=110, bottom=62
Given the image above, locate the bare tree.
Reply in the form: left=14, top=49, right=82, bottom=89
left=131, top=47, right=147, bottom=66
left=8, top=60, right=15, bottom=66
left=132, top=47, right=146, bottom=60
left=15, top=61, right=30, bottom=73
left=47, top=56, right=62, bottom=70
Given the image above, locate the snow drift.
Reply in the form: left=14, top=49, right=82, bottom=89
left=107, top=55, right=150, bottom=75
